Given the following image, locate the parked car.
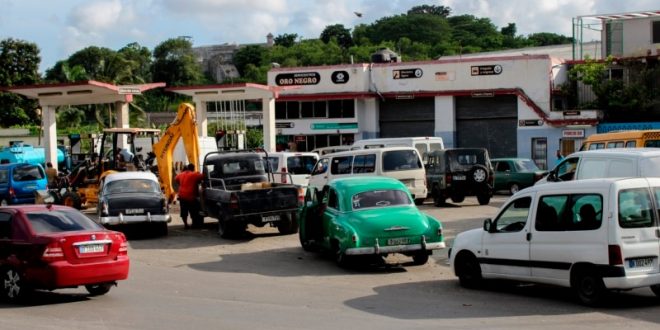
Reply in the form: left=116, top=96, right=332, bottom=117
left=0, top=204, right=129, bottom=301
left=311, top=146, right=351, bottom=155
left=350, top=137, right=444, bottom=164
left=97, top=171, right=170, bottom=236
left=449, top=177, right=660, bottom=306
left=491, top=158, right=546, bottom=194
left=425, top=148, right=494, bottom=206
left=263, top=151, right=319, bottom=187
left=0, top=163, right=48, bottom=206
left=298, top=176, right=445, bottom=267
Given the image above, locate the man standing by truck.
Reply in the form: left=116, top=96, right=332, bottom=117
left=175, top=163, right=204, bottom=229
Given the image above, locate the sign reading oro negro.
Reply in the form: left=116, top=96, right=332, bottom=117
left=275, top=72, right=320, bottom=86
left=393, top=68, right=423, bottom=79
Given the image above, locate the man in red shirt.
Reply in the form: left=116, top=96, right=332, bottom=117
left=175, top=163, right=204, bottom=229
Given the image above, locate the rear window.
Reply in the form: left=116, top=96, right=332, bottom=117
left=105, top=179, right=160, bottom=195
left=287, top=156, right=317, bottom=174
left=209, top=158, right=266, bottom=179
left=26, top=209, right=103, bottom=234
left=352, top=189, right=411, bottom=210
left=447, top=150, right=488, bottom=170
left=619, top=188, right=654, bottom=228
left=13, top=165, right=45, bottom=182
left=0, top=169, right=7, bottom=184
left=383, top=150, right=422, bottom=172
left=265, top=157, right=279, bottom=172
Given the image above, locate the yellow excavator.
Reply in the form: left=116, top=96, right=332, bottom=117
left=152, top=102, right=200, bottom=204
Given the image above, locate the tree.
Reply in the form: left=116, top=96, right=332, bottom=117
left=407, top=5, right=451, bottom=17
left=527, top=32, right=573, bottom=46
left=359, top=14, right=452, bottom=48
left=233, top=45, right=267, bottom=76
left=0, top=38, right=41, bottom=127
left=152, top=37, right=205, bottom=87
left=118, top=42, right=152, bottom=83
left=448, top=15, right=503, bottom=52
left=274, top=34, right=298, bottom=48
left=320, top=24, right=353, bottom=49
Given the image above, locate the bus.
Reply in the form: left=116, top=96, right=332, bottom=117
left=580, top=130, right=660, bottom=150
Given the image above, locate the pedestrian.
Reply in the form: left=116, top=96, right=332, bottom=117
left=287, top=138, right=297, bottom=152
left=45, top=162, right=58, bottom=188
left=555, top=149, right=564, bottom=166
left=174, top=163, right=204, bottom=229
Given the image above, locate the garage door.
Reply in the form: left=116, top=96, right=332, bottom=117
left=379, top=98, right=434, bottom=137
left=455, top=95, right=517, bottom=158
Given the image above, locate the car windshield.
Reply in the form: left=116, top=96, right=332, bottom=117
left=287, top=156, right=317, bottom=174
left=514, top=159, right=541, bottom=171
left=13, top=165, right=45, bottom=181
left=351, top=189, right=411, bottom=210
left=26, top=209, right=104, bottom=234
left=105, top=179, right=160, bottom=195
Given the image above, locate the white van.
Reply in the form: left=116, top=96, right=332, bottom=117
left=310, top=146, right=351, bottom=155
left=537, top=148, right=660, bottom=184
left=450, top=177, right=660, bottom=305
left=263, top=152, right=319, bottom=187
left=308, top=147, right=428, bottom=205
left=350, top=137, right=444, bottom=163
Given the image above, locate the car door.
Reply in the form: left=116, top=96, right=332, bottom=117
left=0, top=211, right=12, bottom=261
left=493, top=160, right=511, bottom=191
left=480, top=193, right=533, bottom=278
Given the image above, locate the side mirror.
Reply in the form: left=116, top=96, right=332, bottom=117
left=547, top=170, right=557, bottom=182
left=483, top=218, right=493, bottom=232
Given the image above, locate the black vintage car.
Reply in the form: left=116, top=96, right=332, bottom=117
left=97, top=171, right=170, bottom=236
left=425, top=148, right=494, bottom=206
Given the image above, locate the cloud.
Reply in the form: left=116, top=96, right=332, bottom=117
left=67, top=0, right=125, bottom=33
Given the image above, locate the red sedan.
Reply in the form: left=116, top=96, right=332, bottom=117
left=0, top=204, right=129, bottom=301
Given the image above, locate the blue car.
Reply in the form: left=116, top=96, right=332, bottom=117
left=0, top=163, right=48, bottom=205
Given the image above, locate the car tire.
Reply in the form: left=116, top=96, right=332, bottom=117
left=477, top=193, right=490, bottom=205
left=572, top=269, right=606, bottom=306
left=2, top=267, right=27, bottom=302
left=470, top=165, right=489, bottom=184
left=432, top=188, right=445, bottom=207
left=62, top=191, right=82, bottom=209
left=277, top=213, right=299, bottom=235
left=508, top=183, right=520, bottom=195
left=333, top=241, right=350, bottom=268
left=414, top=198, right=425, bottom=206
left=85, top=283, right=113, bottom=296
left=450, top=194, right=465, bottom=203
left=299, top=230, right=316, bottom=252
left=650, top=284, right=660, bottom=297
left=455, top=252, right=482, bottom=289
left=412, top=252, right=430, bottom=265
left=155, top=222, right=168, bottom=237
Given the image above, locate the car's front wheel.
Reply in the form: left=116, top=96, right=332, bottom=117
left=412, top=252, right=430, bottom=265
left=508, top=183, right=520, bottom=195
left=450, top=194, right=465, bottom=203
left=432, top=188, right=445, bottom=207
left=455, top=252, right=482, bottom=289
left=477, top=193, right=490, bottom=205
left=85, top=283, right=113, bottom=296
left=62, top=191, right=82, bottom=209
left=650, top=284, right=660, bottom=297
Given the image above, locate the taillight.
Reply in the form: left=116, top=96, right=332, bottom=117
left=229, top=194, right=239, bottom=209
left=445, top=173, right=452, bottom=185
left=9, top=187, right=15, bottom=198
left=297, top=188, right=304, bottom=206
left=117, top=233, right=129, bottom=255
left=608, top=244, right=623, bottom=265
left=281, top=168, right=287, bottom=183
left=42, top=242, right=64, bottom=262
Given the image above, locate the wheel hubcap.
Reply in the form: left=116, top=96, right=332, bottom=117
left=473, top=169, right=486, bottom=182
left=4, top=270, right=20, bottom=298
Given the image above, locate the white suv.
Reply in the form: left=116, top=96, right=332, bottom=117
left=449, top=177, right=660, bottom=305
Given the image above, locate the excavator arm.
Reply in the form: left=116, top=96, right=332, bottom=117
left=153, top=103, right=200, bottom=203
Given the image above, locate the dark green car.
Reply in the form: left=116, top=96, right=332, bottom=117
left=491, top=158, right=547, bottom=195
left=298, top=176, right=445, bottom=267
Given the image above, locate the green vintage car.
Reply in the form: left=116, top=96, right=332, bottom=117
left=298, top=176, right=445, bottom=267
left=491, top=158, right=547, bottom=195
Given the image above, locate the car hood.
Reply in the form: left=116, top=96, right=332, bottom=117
left=452, top=227, right=483, bottom=252
left=344, top=206, right=432, bottom=237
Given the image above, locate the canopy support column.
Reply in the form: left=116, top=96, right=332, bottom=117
left=41, top=105, right=58, bottom=170
left=196, top=98, right=208, bottom=137
left=262, top=96, right=276, bottom=152
left=114, top=101, right=130, bottom=148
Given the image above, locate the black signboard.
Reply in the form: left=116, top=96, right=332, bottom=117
left=471, top=65, right=502, bottom=76
left=519, top=119, right=543, bottom=127
left=331, top=71, right=349, bottom=84
left=275, top=122, right=294, bottom=128
left=275, top=72, right=320, bottom=86
left=393, top=68, right=423, bottom=79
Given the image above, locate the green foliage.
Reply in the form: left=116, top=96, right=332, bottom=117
left=57, top=106, right=85, bottom=128
left=0, top=38, right=41, bottom=126
left=152, top=37, right=205, bottom=87
left=407, top=5, right=451, bottom=17
left=320, top=24, right=353, bottom=49
left=233, top=45, right=268, bottom=76
left=527, top=33, right=573, bottom=46
left=245, top=128, right=264, bottom=148
left=274, top=34, right=298, bottom=47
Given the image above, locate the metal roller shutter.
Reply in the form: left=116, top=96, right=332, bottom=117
left=455, top=95, right=517, bottom=158
left=379, top=98, right=434, bottom=137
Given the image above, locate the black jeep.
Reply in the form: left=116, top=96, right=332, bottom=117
left=425, top=148, right=494, bottom=206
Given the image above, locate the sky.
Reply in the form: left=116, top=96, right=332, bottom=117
left=1, top=0, right=658, bottom=73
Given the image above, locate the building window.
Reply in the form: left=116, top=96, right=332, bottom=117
left=653, top=21, right=660, bottom=44
left=532, top=137, right=547, bottom=170
left=276, top=99, right=355, bottom=119
left=275, top=102, right=286, bottom=119
left=286, top=101, right=300, bottom=119
left=314, top=101, right=326, bottom=117
left=328, top=99, right=355, bottom=118
left=301, top=102, right=314, bottom=118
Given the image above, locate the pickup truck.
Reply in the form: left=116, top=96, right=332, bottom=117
left=201, top=151, right=302, bottom=238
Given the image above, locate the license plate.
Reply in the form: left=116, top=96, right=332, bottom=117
left=387, top=237, right=410, bottom=245
left=262, top=215, right=281, bottom=223
left=125, top=208, right=144, bottom=214
left=25, top=185, right=37, bottom=190
left=453, top=175, right=466, bottom=180
left=79, top=244, right=105, bottom=254
left=628, top=257, right=654, bottom=268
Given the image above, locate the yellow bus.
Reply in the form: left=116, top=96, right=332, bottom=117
left=580, top=130, right=660, bottom=150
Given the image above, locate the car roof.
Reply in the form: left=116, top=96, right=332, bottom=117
left=330, top=176, right=407, bottom=194
left=104, top=171, right=159, bottom=183
left=320, top=146, right=419, bottom=158
left=263, top=152, right=319, bottom=157
left=571, top=148, right=660, bottom=157
left=491, top=158, right=532, bottom=161
left=524, top=177, right=646, bottom=194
